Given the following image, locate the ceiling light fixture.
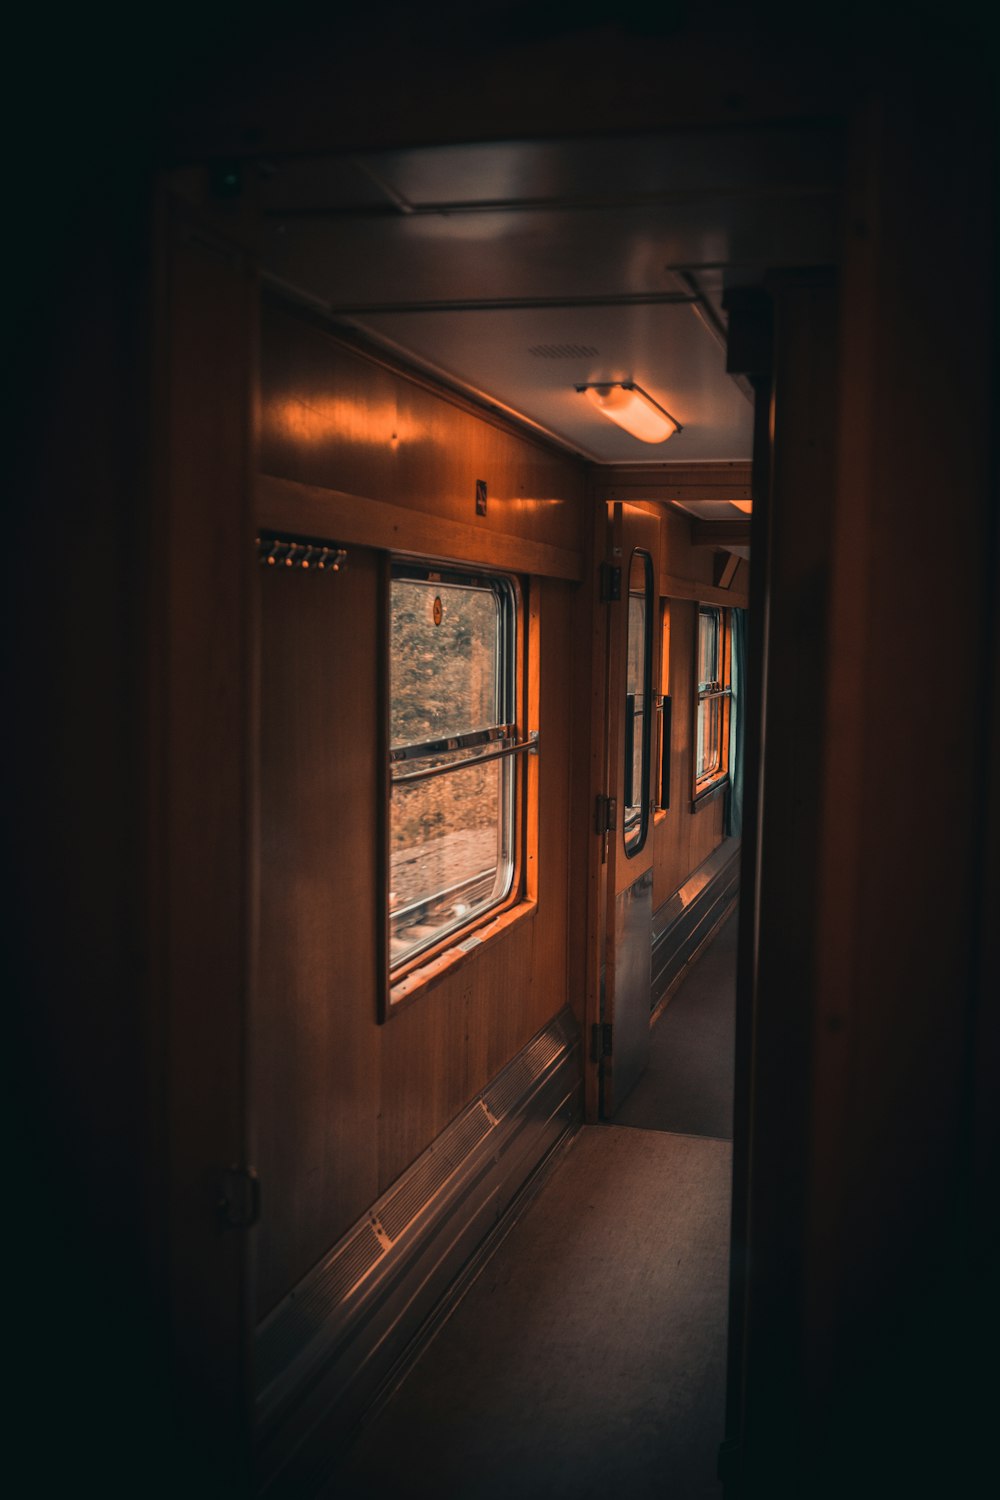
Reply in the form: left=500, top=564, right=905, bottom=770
left=576, top=382, right=682, bottom=444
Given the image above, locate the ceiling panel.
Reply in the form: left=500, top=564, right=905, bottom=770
left=258, top=193, right=838, bottom=309
left=249, top=128, right=842, bottom=466
left=351, top=302, right=753, bottom=461
left=671, top=499, right=753, bottom=521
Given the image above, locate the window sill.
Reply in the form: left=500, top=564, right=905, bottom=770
left=690, top=773, right=729, bottom=812
left=388, top=898, right=538, bottom=1014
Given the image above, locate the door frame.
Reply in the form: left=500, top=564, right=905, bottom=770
left=148, top=185, right=259, bottom=1491
left=599, top=502, right=662, bottom=1117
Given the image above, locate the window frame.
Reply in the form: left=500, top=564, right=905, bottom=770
left=692, top=603, right=732, bottom=806
left=384, top=557, right=531, bottom=1011
left=622, top=547, right=655, bottom=858
left=654, top=598, right=671, bottom=817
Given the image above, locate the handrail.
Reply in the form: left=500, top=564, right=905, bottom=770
left=390, top=733, right=538, bottom=787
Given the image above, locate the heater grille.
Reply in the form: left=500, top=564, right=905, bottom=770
left=484, top=1027, right=565, bottom=1122
left=256, top=1217, right=384, bottom=1391
left=377, top=1103, right=492, bottom=1242
left=253, top=1009, right=582, bottom=1490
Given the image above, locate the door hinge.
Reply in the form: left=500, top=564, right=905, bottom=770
left=591, top=1021, right=613, bottom=1061
left=219, top=1165, right=261, bottom=1228
left=595, top=793, right=617, bottom=834
left=599, top=561, right=622, bottom=602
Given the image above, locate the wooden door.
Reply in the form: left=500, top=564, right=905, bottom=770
left=601, top=502, right=661, bottom=1116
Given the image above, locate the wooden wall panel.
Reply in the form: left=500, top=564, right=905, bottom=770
left=378, top=971, right=474, bottom=1194
left=795, top=81, right=996, bottom=1495
left=732, top=273, right=841, bottom=1480
left=8, top=175, right=207, bottom=1494
left=600, top=460, right=753, bottom=505
left=462, top=919, right=542, bottom=1120
left=255, top=307, right=583, bottom=1309
left=256, top=554, right=382, bottom=1318
left=260, top=299, right=586, bottom=556
left=661, top=506, right=721, bottom=592
left=257, top=472, right=581, bottom=582
left=690, top=795, right=725, bottom=868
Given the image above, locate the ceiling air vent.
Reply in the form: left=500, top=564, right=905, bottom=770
left=527, top=342, right=600, bottom=360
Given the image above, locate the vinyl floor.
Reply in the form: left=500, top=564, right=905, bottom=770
left=615, top=910, right=738, bottom=1139
left=334, top=916, right=737, bottom=1500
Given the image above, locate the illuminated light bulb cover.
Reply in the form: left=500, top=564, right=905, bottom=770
left=577, top=382, right=682, bottom=444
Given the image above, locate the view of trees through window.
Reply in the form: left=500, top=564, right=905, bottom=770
left=389, top=570, right=515, bottom=970
left=391, top=581, right=499, bottom=749
left=696, top=606, right=726, bottom=783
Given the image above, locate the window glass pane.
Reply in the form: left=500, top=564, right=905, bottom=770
left=390, top=758, right=512, bottom=966
left=624, top=549, right=653, bottom=856
left=629, top=704, right=645, bottom=819
left=698, top=608, right=720, bottom=689
left=697, top=695, right=722, bottom=779
left=391, top=577, right=500, bottom=748
left=389, top=565, right=517, bottom=975
left=696, top=606, right=727, bottom=786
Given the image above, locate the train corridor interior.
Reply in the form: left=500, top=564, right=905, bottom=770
left=241, top=126, right=761, bottom=1498
left=10, top=9, right=997, bottom=1500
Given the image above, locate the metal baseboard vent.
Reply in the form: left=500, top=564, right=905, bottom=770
left=255, top=1006, right=581, bottom=1496
left=651, top=838, right=740, bottom=1010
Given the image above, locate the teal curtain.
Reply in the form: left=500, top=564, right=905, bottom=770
left=725, top=608, right=746, bottom=838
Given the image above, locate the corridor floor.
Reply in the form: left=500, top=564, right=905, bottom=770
left=332, top=912, right=739, bottom=1499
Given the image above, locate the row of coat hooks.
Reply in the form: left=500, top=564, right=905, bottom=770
left=257, top=531, right=347, bottom=572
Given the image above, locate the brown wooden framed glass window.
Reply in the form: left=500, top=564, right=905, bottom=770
left=694, top=604, right=732, bottom=800
left=388, top=562, right=525, bottom=979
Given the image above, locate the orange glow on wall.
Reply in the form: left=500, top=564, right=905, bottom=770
left=267, top=395, right=415, bottom=446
